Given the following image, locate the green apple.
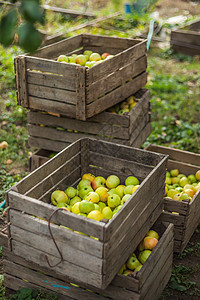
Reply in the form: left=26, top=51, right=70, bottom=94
left=85, top=192, right=100, bottom=204
left=113, top=204, right=123, bottom=215
left=71, top=202, right=81, bottom=214
left=167, top=189, right=178, bottom=199
left=70, top=196, right=81, bottom=206
left=170, top=169, right=179, bottom=177
left=123, top=270, right=133, bottom=276
left=115, top=185, right=125, bottom=198
left=94, top=204, right=100, bottom=211
left=118, top=264, right=126, bottom=274
left=165, top=177, right=172, bottom=185
left=84, top=50, right=93, bottom=58
left=124, top=185, right=134, bottom=195
left=126, top=256, right=141, bottom=270
left=102, top=207, right=113, bottom=220
left=79, top=200, right=95, bottom=214
left=77, top=179, right=91, bottom=190
left=78, top=186, right=94, bottom=199
left=188, top=174, right=197, bottom=183
left=51, top=190, right=69, bottom=206
left=92, top=176, right=106, bottom=190
left=125, top=176, right=139, bottom=186
left=57, top=55, right=68, bottom=62
left=98, top=202, right=106, bottom=212
left=108, top=194, right=121, bottom=209
left=179, top=177, right=190, bottom=187
left=179, top=193, right=191, bottom=201
left=89, top=52, right=101, bottom=62
left=121, top=194, right=131, bottom=204
left=75, top=54, right=87, bottom=66
left=135, top=264, right=143, bottom=272
left=106, top=175, right=120, bottom=189
left=138, top=250, right=152, bottom=264
left=65, top=187, right=77, bottom=199
left=107, top=188, right=116, bottom=196
left=68, top=56, right=76, bottom=63
left=166, top=171, right=171, bottom=178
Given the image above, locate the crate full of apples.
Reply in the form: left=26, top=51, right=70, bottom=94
left=15, top=33, right=147, bottom=120
left=7, top=138, right=167, bottom=290
left=146, top=144, right=200, bottom=253
left=27, top=89, right=151, bottom=154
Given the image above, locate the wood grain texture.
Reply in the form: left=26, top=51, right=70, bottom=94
left=76, top=67, right=86, bottom=120
left=14, top=56, right=28, bottom=107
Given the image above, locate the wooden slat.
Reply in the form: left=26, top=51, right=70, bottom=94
left=34, top=34, right=83, bottom=59
left=130, top=121, right=151, bottom=148
left=86, top=55, right=147, bottom=103
left=76, top=67, right=86, bottom=120
left=27, top=70, right=76, bottom=91
left=12, top=140, right=81, bottom=194
left=86, top=71, right=147, bottom=118
left=28, top=136, right=70, bottom=152
left=129, top=113, right=150, bottom=146
left=14, top=56, right=28, bottom=107
left=8, top=191, right=105, bottom=239
left=89, top=151, right=154, bottom=179
left=163, top=197, right=189, bottom=215
left=89, top=138, right=165, bottom=167
left=28, top=83, right=77, bottom=104
left=171, top=30, right=200, bottom=47
left=158, top=211, right=186, bottom=227
left=167, top=159, right=200, bottom=176
left=0, top=231, right=8, bottom=248
left=80, top=138, right=90, bottom=175
left=42, top=5, right=95, bottom=18
left=9, top=209, right=103, bottom=258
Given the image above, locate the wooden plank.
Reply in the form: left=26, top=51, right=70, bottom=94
left=28, top=136, right=70, bottom=152
left=129, top=113, right=150, bottom=146
left=80, top=138, right=90, bottom=174
left=171, top=30, right=200, bottom=46
left=12, top=140, right=81, bottom=194
left=9, top=209, right=103, bottom=258
left=25, top=153, right=80, bottom=198
left=158, top=211, right=186, bottom=227
left=89, top=152, right=154, bottom=179
left=28, top=97, right=76, bottom=118
left=34, top=34, right=83, bottom=59
left=8, top=191, right=105, bottom=239
left=76, top=67, right=86, bottom=120
left=163, top=197, right=189, bottom=215
left=89, top=138, right=166, bottom=167
left=27, top=111, right=130, bottom=139
left=27, top=70, right=76, bottom=91
left=28, top=83, right=77, bottom=104
left=86, top=72, right=147, bottom=118
left=0, top=231, right=8, bottom=248
left=14, top=56, right=28, bottom=107
left=130, top=121, right=151, bottom=148
left=171, top=42, right=200, bottom=56
left=86, top=55, right=147, bottom=103
left=87, top=38, right=146, bottom=83
left=10, top=225, right=103, bottom=274
left=42, top=5, right=95, bottom=18
left=167, top=159, right=200, bottom=176
left=146, top=144, right=200, bottom=166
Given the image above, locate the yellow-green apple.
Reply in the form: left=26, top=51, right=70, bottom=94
left=138, top=250, right=152, bottom=264
left=108, top=194, right=121, bottom=209
left=146, top=230, right=159, bottom=240
left=75, top=54, right=87, bottom=66
left=87, top=210, right=103, bottom=221
left=57, top=55, right=68, bottom=62
left=105, top=54, right=114, bottom=60
left=78, top=213, right=87, bottom=217
left=121, top=194, right=131, bottom=204
left=132, top=185, right=139, bottom=193
left=125, top=176, right=139, bottom=186
left=124, top=185, right=134, bottom=195
left=123, top=270, right=133, bottom=276
left=83, top=50, right=93, bottom=59
left=107, top=188, right=116, bottom=195
left=106, top=175, right=120, bottom=189
left=82, top=173, right=95, bottom=182
left=94, top=204, right=100, bottom=211
left=56, top=202, right=71, bottom=212
left=127, top=256, right=141, bottom=270
left=89, top=52, right=101, bottom=61
left=101, top=52, right=110, bottom=60
left=179, top=176, right=190, bottom=187
left=167, top=189, right=178, bottom=199
left=51, top=190, right=69, bottom=206
left=95, top=187, right=109, bottom=202
left=188, top=174, right=197, bottom=183
left=179, top=193, right=191, bottom=201
left=118, top=264, right=126, bottom=274
left=68, top=56, right=76, bottom=63
left=135, top=264, right=143, bottom=272
left=195, top=170, right=200, bottom=181
left=71, top=202, right=81, bottom=214
left=85, top=61, right=92, bottom=68
left=102, top=207, right=113, bottom=220
left=85, top=192, right=100, bottom=204
left=79, top=200, right=95, bottom=214
left=170, top=169, right=179, bottom=177
left=77, top=179, right=91, bottom=190
left=92, top=176, right=106, bottom=190
left=143, top=237, right=158, bottom=250
left=98, top=202, right=106, bottom=212
left=165, top=177, right=172, bottom=185
left=115, top=185, right=125, bottom=198
left=137, top=240, right=145, bottom=251
left=78, top=186, right=94, bottom=199
left=65, top=187, right=77, bottom=199
left=113, top=204, right=123, bottom=215
left=70, top=196, right=82, bottom=207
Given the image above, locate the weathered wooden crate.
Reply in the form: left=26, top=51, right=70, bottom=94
left=171, top=19, right=200, bottom=56
left=2, top=222, right=174, bottom=300
left=6, top=138, right=167, bottom=290
left=146, top=144, right=200, bottom=253
left=27, top=89, right=151, bottom=153
left=14, top=33, right=147, bottom=120
left=29, top=149, right=54, bottom=172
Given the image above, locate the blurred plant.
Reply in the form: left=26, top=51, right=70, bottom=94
left=0, top=0, right=45, bottom=52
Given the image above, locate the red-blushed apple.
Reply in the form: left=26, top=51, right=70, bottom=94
left=95, top=187, right=109, bottom=202
left=57, top=55, right=68, bottom=62
left=78, top=186, right=94, bottom=199
left=143, top=237, right=158, bottom=250
left=146, top=230, right=159, bottom=240
left=107, top=194, right=121, bottom=209
left=101, top=52, right=110, bottom=59
left=79, top=200, right=95, bottom=214
left=106, top=175, right=120, bottom=189
left=92, top=176, right=106, bottom=190
left=89, top=52, right=101, bottom=61
left=75, top=54, right=87, bottom=66
left=82, top=173, right=95, bottom=182
left=102, top=206, right=113, bottom=220
left=85, top=192, right=100, bottom=204
left=138, top=250, right=152, bottom=264
left=51, top=190, right=69, bottom=206
left=127, top=256, right=141, bottom=270
left=125, top=176, right=139, bottom=186
left=105, top=54, right=114, bottom=60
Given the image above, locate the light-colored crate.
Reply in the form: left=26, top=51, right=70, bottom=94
left=146, top=144, right=200, bottom=253
left=171, top=19, right=200, bottom=56
left=15, top=33, right=147, bottom=120
left=27, top=89, right=151, bottom=153
left=3, top=222, right=173, bottom=300
left=6, top=138, right=167, bottom=290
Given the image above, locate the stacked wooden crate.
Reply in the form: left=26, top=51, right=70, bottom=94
left=14, top=33, right=151, bottom=157
left=3, top=138, right=172, bottom=298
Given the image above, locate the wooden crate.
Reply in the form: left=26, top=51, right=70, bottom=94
left=14, top=33, right=147, bottom=120
left=29, top=149, right=55, bottom=171
left=2, top=222, right=174, bottom=300
left=145, top=144, right=200, bottom=253
left=27, top=89, right=151, bottom=153
left=171, top=19, right=200, bottom=56
left=6, top=138, right=167, bottom=290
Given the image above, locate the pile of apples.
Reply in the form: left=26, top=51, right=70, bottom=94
left=107, top=95, right=138, bottom=115
left=165, top=169, right=200, bottom=201
left=119, top=229, right=159, bottom=275
left=57, top=50, right=114, bottom=68
left=51, top=173, right=140, bottom=222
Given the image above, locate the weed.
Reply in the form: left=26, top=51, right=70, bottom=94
left=178, top=243, right=200, bottom=259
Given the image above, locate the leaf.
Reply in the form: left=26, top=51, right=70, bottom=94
left=169, top=278, right=187, bottom=292
left=0, top=9, right=18, bottom=47
left=20, top=0, right=45, bottom=24
left=18, top=22, right=42, bottom=53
